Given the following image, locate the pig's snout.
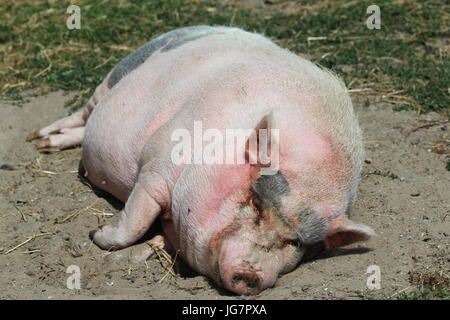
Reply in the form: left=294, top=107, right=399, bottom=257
left=223, top=267, right=262, bottom=295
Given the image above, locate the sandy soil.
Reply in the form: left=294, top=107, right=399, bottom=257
left=0, top=90, right=448, bottom=299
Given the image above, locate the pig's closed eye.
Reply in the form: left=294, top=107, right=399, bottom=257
left=282, top=239, right=301, bottom=248
left=250, top=196, right=263, bottom=212
left=249, top=196, right=264, bottom=226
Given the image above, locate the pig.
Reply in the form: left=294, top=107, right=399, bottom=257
left=27, top=26, right=375, bottom=295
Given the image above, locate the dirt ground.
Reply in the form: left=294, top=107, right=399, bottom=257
left=0, top=90, right=448, bottom=300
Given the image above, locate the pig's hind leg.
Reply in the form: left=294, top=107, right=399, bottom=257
left=116, top=234, right=173, bottom=264
left=26, top=75, right=111, bottom=149
left=37, top=127, right=85, bottom=150
left=26, top=109, right=85, bottom=149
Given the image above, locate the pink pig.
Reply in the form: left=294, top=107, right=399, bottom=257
left=28, top=26, right=374, bottom=295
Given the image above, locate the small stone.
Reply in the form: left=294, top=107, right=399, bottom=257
left=0, top=164, right=15, bottom=171
left=36, top=211, right=45, bottom=222
left=302, top=285, right=312, bottom=292
left=62, top=233, right=70, bottom=241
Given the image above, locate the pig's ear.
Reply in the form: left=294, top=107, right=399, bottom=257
left=323, top=216, right=375, bottom=248
left=245, top=112, right=279, bottom=173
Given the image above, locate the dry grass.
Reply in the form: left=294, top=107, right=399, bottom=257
left=408, top=269, right=450, bottom=291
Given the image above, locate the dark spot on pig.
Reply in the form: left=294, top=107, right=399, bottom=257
left=107, top=37, right=168, bottom=88
left=252, top=171, right=290, bottom=209
left=161, top=33, right=208, bottom=52
left=297, top=208, right=327, bottom=245
left=107, top=26, right=213, bottom=88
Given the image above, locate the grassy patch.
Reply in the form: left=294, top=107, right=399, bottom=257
left=367, top=169, right=398, bottom=179
left=396, top=286, right=449, bottom=300
left=0, top=0, right=448, bottom=113
left=396, top=269, right=450, bottom=300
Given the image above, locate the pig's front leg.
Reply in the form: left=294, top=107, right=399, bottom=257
left=90, top=172, right=163, bottom=249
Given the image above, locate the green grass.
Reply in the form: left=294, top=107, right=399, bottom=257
left=396, top=286, right=449, bottom=300
left=397, top=269, right=450, bottom=300
left=368, top=169, right=398, bottom=179
left=0, top=0, right=448, bottom=113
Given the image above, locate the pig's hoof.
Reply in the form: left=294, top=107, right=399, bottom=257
left=26, top=131, right=40, bottom=142
left=112, top=236, right=169, bottom=264
left=89, top=225, right=122, bottom=250
left=125, top=242, right=160, bottom=264
left=89, top=225, right=106, bottom=242
left=89, top=229, right=98, bottom=240
left=29, top=127, right=84, bottom=151
left=36, top=138, right=51, bottom=150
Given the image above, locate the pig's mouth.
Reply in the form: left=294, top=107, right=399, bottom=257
left=214, top=229, right=267, bottom=295
left=209, top=221, right=279, bottom=295
left=222, top=266, right=263, bottom=295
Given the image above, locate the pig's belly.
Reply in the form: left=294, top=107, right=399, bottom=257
left=81, top=91, right=153, bottom=202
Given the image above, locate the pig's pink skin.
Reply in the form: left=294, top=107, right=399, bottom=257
left=82, top=72, right=113, bottom=123
left=218, top=235, right=281, bottom=294
left=81, top=27, right=370, bottom=293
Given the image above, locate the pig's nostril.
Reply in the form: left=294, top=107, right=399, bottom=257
left=231, top=269, right=261, bottom=294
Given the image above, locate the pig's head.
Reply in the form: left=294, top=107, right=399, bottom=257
left=206, top=113, right=374, bottom=295
left=209, top=172, right=374, bottom=295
